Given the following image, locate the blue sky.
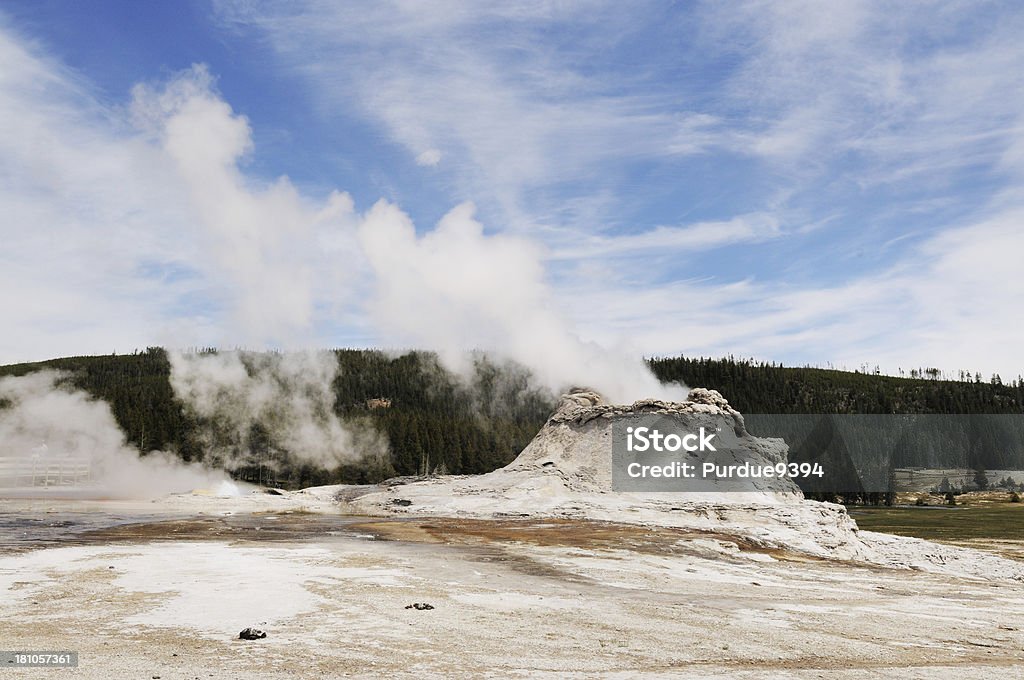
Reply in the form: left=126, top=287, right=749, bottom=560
left=1, top=1, right=1023, bottom=386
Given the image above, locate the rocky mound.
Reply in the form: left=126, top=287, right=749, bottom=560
left=344, top=389, right=864, bottom=555
left=503, top=387, right=796, bottom=495
left=341, top=389, right=1024, bottom=578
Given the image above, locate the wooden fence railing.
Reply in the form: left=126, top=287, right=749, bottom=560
left=0, top=457, right=93, bottom=487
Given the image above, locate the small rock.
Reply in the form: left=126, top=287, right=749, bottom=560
left=405, top=602, right=434, bottom=610
left=239, top=627, right=267, bottom=640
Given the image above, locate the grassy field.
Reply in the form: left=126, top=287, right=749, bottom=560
left=850, top=499, right=1024, bottom=542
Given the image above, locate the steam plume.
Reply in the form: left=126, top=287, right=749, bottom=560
left=133, top=68, right=386, bottom=475
left=168, top=350, right=388, bottom=471
left=0, top=371, right=229, bottom=499
left=124, top=65, right=683, bottom=487
left=358, top=201, right=687, bottom=403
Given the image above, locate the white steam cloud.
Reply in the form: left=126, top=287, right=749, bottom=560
left=130, top=67, right=385, bottom=475
left=133, top=64, right=680, bottom=467
left=168, top=350, right=388, bottom=471
left=131, top=66, right=358, bottom=349
left=358, top=201, right=686, bottom=403
left=1, top=59, right=681, bottom=499
left=0, top=371, right=230, bottom=499
left=0, top=63, right=681, bottom=497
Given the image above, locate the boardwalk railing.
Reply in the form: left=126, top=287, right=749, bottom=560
left=0, top=457, right=93, bottom=487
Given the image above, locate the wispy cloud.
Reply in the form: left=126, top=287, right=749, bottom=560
left=563, top=207, right=1024, bottom=380
left=0, top=25, right=360, bottom=360
left=547, top=213, right=782, bottom=261
left=2, top=2, right=1024, bottom=385
left=705, top=0, right=1024, bottom=184
left=0, top=24, right=204, bottom=361
left=221, top=1, right=1024, bottom=224
left=215, top=1, right=723, bottom=231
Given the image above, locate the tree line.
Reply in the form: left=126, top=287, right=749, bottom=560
left=2, top=350, right=1022, bottom=491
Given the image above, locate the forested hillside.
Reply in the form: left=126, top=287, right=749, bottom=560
left=649, top=356, right=1024, bottom=414
left=2, top=349, right=1022, bottom=488
left=0, top=348, right=554, bottom=487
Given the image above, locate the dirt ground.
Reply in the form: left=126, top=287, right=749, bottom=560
left=1, top=508, right=1023, bottom=678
